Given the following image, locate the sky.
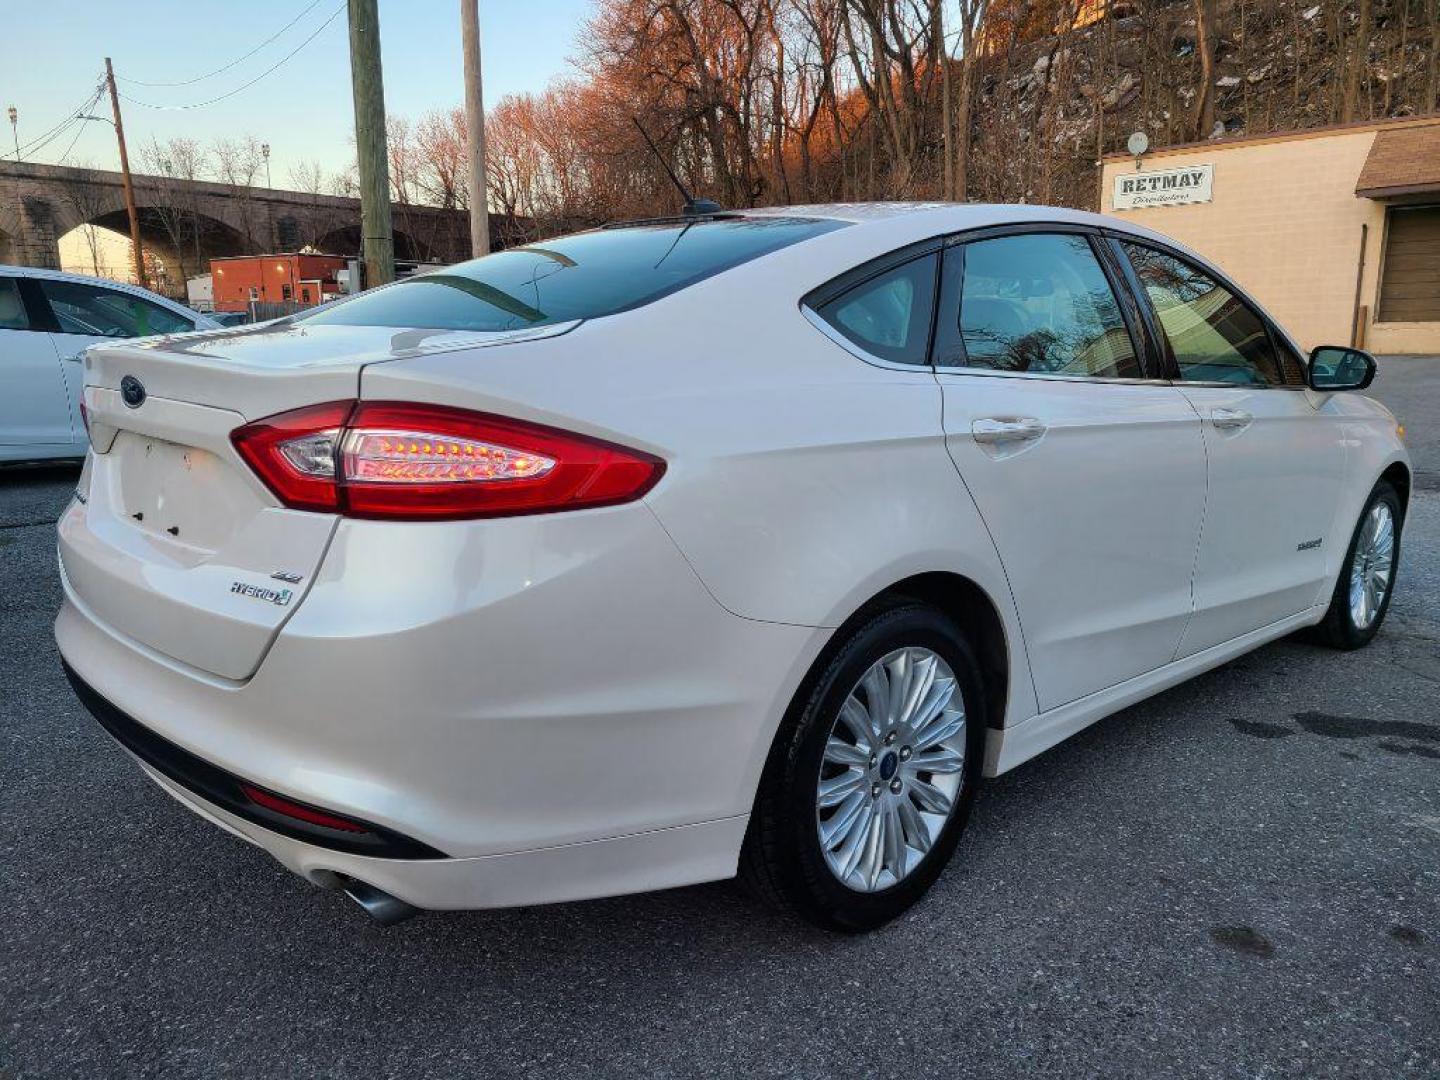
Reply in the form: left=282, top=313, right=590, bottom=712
left=1, top=0, right=594, bottom=186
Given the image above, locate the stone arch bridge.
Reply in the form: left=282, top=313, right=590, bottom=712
left=1, top=160, right=526, bottom=295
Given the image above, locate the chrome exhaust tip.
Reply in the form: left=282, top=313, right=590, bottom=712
left=341, top=878, right=420, bottom=926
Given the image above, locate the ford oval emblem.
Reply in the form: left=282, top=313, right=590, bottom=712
left=120, top=375, right=146, bottom=409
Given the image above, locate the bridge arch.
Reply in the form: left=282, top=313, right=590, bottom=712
left=312, top=224, right=438, bottom=263
left=58, top=205, right=253, bottom=300
left=2, top=161, right=475, bottom=278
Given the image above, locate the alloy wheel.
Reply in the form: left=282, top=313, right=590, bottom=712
left=1349, top=501, right=1395, bottom=630
left=815, top=647, right=966, bottom=892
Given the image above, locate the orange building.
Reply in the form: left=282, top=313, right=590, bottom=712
left=210, top=253, right=348, bottom=313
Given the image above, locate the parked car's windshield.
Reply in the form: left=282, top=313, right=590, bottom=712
left=296, top=216, right=847, bottom=332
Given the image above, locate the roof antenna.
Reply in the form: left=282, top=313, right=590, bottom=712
left=631, top=117, right=723, bottom=217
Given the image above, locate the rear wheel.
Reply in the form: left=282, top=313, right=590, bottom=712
left=1310, top=480, right=1402, bottom=650
left=741, top=603, right=985, bottom=932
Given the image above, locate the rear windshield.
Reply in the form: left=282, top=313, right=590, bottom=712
left=297, top=216, right=847, bottom=333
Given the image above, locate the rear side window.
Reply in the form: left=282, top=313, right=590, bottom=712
left=814, top=254, right=938, bottom=366
left=1122, top=242, right=1285, bottom=386
left=954, top=233, right=1141, bottom=379
left=38, top=280, right=194, bottom=338
left=0, top=278, right=30, bottom=330
left=299, top=217, right=848, bottom=332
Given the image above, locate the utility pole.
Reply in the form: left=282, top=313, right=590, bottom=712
left=104, top=59, right=148, bottom=290
left=261, top=141, right=275, bottom=250
left=7, top=106, right=17, bottom=161
left=347, top=0, right=394, bottom=287
left=461, top=0, right=489, bottom=258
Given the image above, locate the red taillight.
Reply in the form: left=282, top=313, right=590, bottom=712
left=239, top=783, right=368, bottom=834
left=231, top=401, right=353, bottom=513
left=231, top=400, right=665, bottom=521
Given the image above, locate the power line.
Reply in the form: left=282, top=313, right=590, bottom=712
left=119, top=1, right=345, bottom=112
left=15, top=79, right=105, bottom=156
left=19, top=84, right=106, bottom=161
left=53, top=105, right=96, bottom=166
left=117, top=0, right=327, bottom=87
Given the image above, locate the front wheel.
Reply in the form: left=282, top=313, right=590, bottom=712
left=1310, top=480, right=1402, bottom=650
left=740, top=603, right=985, bottom=932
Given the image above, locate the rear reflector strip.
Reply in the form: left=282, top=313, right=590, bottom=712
left=62, top=662, right=446, bottom=860
left=240, top=783, right=368, bottom=834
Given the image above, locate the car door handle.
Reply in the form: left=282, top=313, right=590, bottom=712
left=971, top=418, right=1047, bottom=444
left=62, top=352, right=84, bottom=363
left=1210, top=408, right=1253, bottom=431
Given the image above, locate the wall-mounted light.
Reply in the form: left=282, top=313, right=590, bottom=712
left=1127, top=130, right=1150, bottom=172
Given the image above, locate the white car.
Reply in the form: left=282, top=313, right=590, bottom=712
left=55, top=204, right=1409, bottom=931
left=0, top=266, right=218, bottom=463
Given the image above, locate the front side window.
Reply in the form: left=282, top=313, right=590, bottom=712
left=299, top=216, right=848, bottom=333
left=955, top=233, right=1141, bottom=379
left=1122, top=242, right=1283, bottom=386
left=0, top=278, right=30, bottom=331
left=813, top=254, right=937, bottom=366
left=39, top=280, right=194, bottom=338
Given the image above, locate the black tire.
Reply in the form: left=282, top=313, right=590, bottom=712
left=1308, top=480, right=1402, bottom=650
left=740, top=602, right=986, bottom=932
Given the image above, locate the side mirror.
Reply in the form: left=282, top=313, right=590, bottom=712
left=1308, top=345, right=1376, bottom=392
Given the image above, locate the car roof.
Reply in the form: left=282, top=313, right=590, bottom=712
left=741, top=200, right=1156, bottom=236
left=735, top=201, right=1211, bottom=262
left=0, top=263, right=209, bottom=319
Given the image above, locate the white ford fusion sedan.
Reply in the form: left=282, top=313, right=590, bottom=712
left=56, top=203, right=1409, bottom=931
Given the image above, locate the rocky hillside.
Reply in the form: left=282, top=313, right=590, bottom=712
left=964, top=0, right=1439, bottom=209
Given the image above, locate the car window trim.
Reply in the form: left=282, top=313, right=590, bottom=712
left=1084, top=232, right=1158, bottom=380
left=931, top=223, right=1167, bottom=385
left=15, top=277, right=60, bottom=333
left=1104, top=232, right=1308, bottom=391
left=799, top=240, right=945, bottom=371
left=1100, top=234, right=1174, bottom=379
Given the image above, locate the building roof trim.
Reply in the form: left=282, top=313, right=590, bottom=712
left=1101, top=113, right=1440, bottom=164
left=1355, top=123, right=1440, bottom=200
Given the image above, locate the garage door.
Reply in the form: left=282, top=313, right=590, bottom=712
left=1378, top=205, right=1440, bottom=323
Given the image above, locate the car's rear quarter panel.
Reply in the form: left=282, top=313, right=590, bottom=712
left=362, top=239, right=1040, bottom=739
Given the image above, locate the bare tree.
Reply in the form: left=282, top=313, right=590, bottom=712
left=288, top=160, right=329, bottom=194
left=1192, top=0, right=1219, bottom=139
left=1342, top=0, right=1373, bottom=121
left=140, top=137, right=213, bottom=285
left=390, top=0, right=1436, bottom=222
left=1430, top=0, right=1440, bottom=113
left=211, top=135, right=266, bottom=251
left=55, top=162, right=113, bottom=277
left=953, top=0, right=992, bottom=200
left=414, top=107, right=469, bottom=209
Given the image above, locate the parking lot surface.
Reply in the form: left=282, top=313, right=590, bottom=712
left=3, top=361, right=1437, bottom=1078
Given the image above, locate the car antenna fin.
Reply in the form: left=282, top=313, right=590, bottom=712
left=631, top=117, right=723, bottom=217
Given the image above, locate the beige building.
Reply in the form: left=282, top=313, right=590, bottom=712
left=1100, top=115, right=1440, bottom=355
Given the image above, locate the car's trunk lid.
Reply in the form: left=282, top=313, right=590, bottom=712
left=61, top=319, right=580, bottom=681
left=58, top=387, right=335, bottom=681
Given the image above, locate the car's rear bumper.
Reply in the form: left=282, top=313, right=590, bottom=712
left=55, top=501, right=827, bottom=909
left=66, top=659, right=751, bottom=911
left=138, top=750, right=750, bottom=913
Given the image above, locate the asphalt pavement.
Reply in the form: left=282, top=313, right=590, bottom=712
left=3, top=363, right=1438, bottom=1078
left=1368, top=356, right=1440, bottom=490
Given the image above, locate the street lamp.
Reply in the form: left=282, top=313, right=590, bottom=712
left=261, top=142, right=271, bottom=189
left=7, top=106, right=17, bottom=161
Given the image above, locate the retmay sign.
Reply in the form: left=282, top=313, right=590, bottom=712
left=1113, top=164, right=1214, bottom=209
